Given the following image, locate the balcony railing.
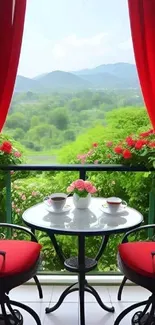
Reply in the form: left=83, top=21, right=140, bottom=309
left=0, top=163, right=155, bottom=225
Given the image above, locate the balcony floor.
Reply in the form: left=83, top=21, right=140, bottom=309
left=9, top=284, right=150, bottom=324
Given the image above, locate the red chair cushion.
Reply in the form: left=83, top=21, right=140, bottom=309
left=119, top=242, right=155, bottom=278
left=0, top=240, right=41, bottom=277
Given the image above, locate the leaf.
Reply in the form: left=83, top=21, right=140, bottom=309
left=143, top=172, right=151, bottom=178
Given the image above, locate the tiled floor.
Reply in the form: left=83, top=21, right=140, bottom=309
left=9, top=284, right=150, bottom=324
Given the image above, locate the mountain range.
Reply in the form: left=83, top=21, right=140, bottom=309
left=15, top=63, right=139, bottom=92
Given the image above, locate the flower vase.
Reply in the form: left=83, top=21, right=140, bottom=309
left=73, top=193, right=91, bottom=209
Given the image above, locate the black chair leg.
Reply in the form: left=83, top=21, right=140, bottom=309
left=9, top=300, right=41, bottom=325
left=33, top=275, right=43, bottom=299
left=7, top=303, right=23, bottom=324
left=1, top=303, right=12, bottom=325
left=114, top=300, right=148, bottom=325
left=117, top=276, right=127, bottom=301
left=0, top=302, right=23, bottom=325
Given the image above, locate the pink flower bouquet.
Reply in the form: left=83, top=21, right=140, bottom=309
left=67, top=179, right=97, bottom=198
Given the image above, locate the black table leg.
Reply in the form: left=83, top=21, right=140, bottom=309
left=46, top=283, right=78, bottom=313
left=85, top=283, right=114, bottom=312
left=78, top=235, right=86, bottom=325
left=45, top=232, right=114, bottom=321
left=47, top=232, right=65, bottom=264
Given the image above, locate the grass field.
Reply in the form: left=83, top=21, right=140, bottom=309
left=25, top=150, right=58, bottom=164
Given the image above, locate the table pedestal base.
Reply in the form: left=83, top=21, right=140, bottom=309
left=45, top=233, right=114, bottom=325
left=45, top=280, right=114, bottom=314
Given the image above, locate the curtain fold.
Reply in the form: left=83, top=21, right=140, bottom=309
left=128, top=0, right=155, bottom=129
left=0, top=0, right=26, bottom=131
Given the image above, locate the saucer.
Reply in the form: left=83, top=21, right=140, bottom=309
left=100, top=204, right=127, bottom=215
left=44, top=201, right=71, bottom=214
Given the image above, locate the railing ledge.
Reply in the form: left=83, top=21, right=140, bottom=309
left=0, top=164, right=155, bottom=172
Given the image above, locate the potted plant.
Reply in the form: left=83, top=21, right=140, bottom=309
left=67, top=179, right=97, bottom=209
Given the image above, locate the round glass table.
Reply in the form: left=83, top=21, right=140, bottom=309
left=22, top=197, right=143, bottom=325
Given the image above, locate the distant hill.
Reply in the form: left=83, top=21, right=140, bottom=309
left=35, top=70, right=91, bottom=89
left=15, top=71, right=91, bottom=92
left=79, top=72, right=134, bottom=89
left=14, top=76, right=43, bottom=93
left=74, top=63, right=139, bottom=88
left=73, top=62, right=137, bottom=77
left=15, top=63, right=139, bottom=92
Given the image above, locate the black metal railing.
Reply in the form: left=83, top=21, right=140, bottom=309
left=0, top=163, right=155, bottom=225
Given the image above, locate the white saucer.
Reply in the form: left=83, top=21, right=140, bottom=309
left=100, top=204, right=127, bottom=215
left=44, top=201, right=71, bottom=214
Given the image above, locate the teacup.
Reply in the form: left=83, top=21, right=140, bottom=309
left=106, top=197, right=127, bottom=214
left=47, top=193, right=67, bottom=211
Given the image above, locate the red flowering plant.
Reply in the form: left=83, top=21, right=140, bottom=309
left=0, top=135, right=22, bottom=165
left=109, top=129, right=155, bottom=168
left=76, top=129, right=155, bottom=169
left=0, top=134, right=22, bottom=221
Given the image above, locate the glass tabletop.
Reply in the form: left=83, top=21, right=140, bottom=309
left=22, top=197, right=143, bottom=236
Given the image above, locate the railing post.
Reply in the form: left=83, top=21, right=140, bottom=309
left=79, top=169, right=86, bottom=180
left=5, top=171, right=12, bottom=224
left=148, top=176, right=155, bottom=238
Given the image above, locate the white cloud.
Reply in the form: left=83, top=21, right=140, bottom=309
left=52, top=44, right=67, bottom=58
left=64, top=33, right=106, bottom=47
left=50, top=32, right=109, bottom=71
left=118, top=38, right=132, bottom=50
left=52, top=33, right=107, bottom=59
left=18, top=29, right=134, bottom=77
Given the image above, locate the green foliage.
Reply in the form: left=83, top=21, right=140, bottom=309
left=105, top=107, right=149, bottom=136
left=4, top=89, right=144, bottom=152
left=13, top=128, right=25, bottom=140
left=5, top=112, right=29, bottom=131
left=49, top=107, right=69, bottom=130
left=0, top=134, right=22, bottom=222
left=63, top=129, right=76, bottom=141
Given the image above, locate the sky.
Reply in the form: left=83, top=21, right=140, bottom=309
left=18, top=0, right=135, bottom=78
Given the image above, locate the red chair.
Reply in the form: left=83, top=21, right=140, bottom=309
left=114, top=224, right=155, bottom=325
left=0, top=223, right=42, bottom=325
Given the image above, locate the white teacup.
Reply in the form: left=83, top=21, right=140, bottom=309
left=106, top=197, right=127, bottom=214
left=47, top=193, right=67, bottom=211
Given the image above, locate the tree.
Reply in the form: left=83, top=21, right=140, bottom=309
left=64, top=129, right=76, bottom=141
left=27, top=124, right=57, bottom=141
left=5, top=112, right=29, bottom=131
left=13, top=128, right=25, bottom=140
left=49, top=108, right=69, bottom=130
left=30, top=116, right=40, bottom=128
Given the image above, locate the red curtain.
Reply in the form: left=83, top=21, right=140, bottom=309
left=0, top=0, right=26, bottom=131
left=128, top=0, right=155, bottom=129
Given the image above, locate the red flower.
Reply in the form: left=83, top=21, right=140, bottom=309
left=106, top=141, right=113, bottom=147
left=135, top=140, right=144, bottom=150
left=148, top=141, right=155, bottom=148
left=92, top=142, right=98, bottom=148
left=114, top=146, right=123, bottom=154
left=123, top=149, right=132, bottom=159
left=126, top=136, right=135, bottom=147
left=141, top=139, right=149, bottom=145
left=14, top=151, right=21, bottom=158
left=140, top=129, right=154, bottom=137
left=0, top=141, right=12, bottom=154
